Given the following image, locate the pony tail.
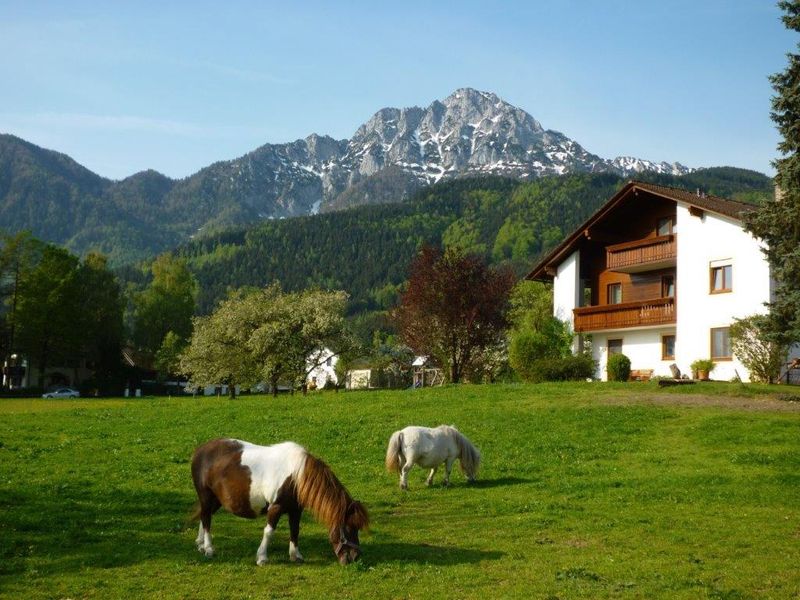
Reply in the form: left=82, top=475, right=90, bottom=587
left=385, top=431, right=403, bottom=473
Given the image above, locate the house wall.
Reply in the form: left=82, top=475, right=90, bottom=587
left=19, top=361, right=93, bottom=390
left=553, top=250, right=581, bottom=352
left=675, top=203, right=771, bottom=382
left=346, top=369, right=372, bottom=390
left=591, top=327, right=677, bottom=381
left=553, top=250, right=579, bottom=322
left=306, top=349, right=338, bottom=388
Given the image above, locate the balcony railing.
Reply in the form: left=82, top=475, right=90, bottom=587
left=606, top=234, right=676, bottom=271
left=573, top=297, right=675, bottom=333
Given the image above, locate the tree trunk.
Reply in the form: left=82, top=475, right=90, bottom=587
left=450, top=361, right=460, bottom=384
left=229, top=384, right=236, bottom=399
left=38, top=339, right=49, bottom=390
left=271, top=374, right=278, bottom=397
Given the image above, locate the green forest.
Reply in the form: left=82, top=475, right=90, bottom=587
left=135, top=167, right=772, bottom=318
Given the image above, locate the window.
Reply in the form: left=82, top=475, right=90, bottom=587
left=582, top=284, right=592, bottom=307
left=711, top=327, right=731, bottom=359
left=657, top=217, right=673, bottom=236
left=661, top=275, right=675, bottom=298
left=607, top=283, right=622, bottom=304
left=662, top=335, right=676, bottom=360
left=710, top=265, right=732, bottom=293
left=608, top=339, right=623, bottom=355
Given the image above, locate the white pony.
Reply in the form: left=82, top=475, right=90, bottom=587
left=385, top=425, right=481, bottom=490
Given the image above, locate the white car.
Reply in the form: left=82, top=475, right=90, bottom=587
left=42, top=387, right=80, bottom=399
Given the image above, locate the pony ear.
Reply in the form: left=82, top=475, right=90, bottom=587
left=346, top=501, right=370, bottom=530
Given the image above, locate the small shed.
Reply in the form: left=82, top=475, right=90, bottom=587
left=345, top=369, right=374, bottom=390
left=412, top=356, right=444, bottom=388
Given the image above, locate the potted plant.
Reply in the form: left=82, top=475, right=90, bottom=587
left=690, top=359, right=715, bottom=381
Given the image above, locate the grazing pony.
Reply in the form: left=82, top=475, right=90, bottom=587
left=385, top=425, right=480, bottom=490
left=191, top=438, right=369, bottom=565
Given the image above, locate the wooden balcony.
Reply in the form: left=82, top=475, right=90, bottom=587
left=573, top=297, right=675, bottom=333
left=606, top=234, right=676, bottom=272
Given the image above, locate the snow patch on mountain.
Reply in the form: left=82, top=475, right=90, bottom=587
left=181, top=88, right=693, bottom=217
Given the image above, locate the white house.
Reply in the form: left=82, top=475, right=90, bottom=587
left=306, top=347, right=338, bottom=389
left=527, top=181, right=794, bottom=382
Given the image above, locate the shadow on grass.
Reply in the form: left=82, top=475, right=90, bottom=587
left=364, top=540, right=504, bottom=565
left=471, top=476, right=532, bottom=489
left=0, top=485, right=503, bottom=576
left=0, top=485, right=195, bottom=578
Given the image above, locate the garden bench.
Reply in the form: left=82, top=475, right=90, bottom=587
left=629, top=369, right=654, bottom=382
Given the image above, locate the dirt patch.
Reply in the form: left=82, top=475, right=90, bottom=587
left=599, top=393, right=800, bottom=413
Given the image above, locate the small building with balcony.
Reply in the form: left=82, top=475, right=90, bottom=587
left=527, top=181, right=776, bottom=382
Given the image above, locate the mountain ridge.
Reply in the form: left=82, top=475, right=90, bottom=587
left=0, top=88, right=738, bottom=263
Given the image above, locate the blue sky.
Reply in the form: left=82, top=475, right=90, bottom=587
left=0, top=1, right=792, bottom=179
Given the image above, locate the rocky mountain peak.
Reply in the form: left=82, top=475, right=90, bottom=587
left=163, top=88, right=692, bottom=216
left=0, top=89, right=696, bottom=242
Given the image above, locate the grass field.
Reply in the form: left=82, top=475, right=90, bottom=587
left=1, top=382, right=799, bottom=599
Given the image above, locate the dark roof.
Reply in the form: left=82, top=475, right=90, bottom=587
left=122, top=346, right=155, bottom=371
left=526, top=181, right=757, bottom=281
left=627, top=181, right=755, bottom=220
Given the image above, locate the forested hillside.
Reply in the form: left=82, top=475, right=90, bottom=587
left=157, top=167, right=771, bottom=316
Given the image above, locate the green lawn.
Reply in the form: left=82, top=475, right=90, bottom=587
left=1, top=383, right=799, bottom=599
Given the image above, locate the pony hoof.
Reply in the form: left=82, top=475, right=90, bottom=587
left=290, top=556, right=304, bottom=564
left=256, top=557, right=268, bottom=566
left=203, top=548, right=214, bottom=558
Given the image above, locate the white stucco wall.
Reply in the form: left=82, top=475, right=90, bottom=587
left=592, top=328, right=677, bottom=381
left=306, top=348, right=339, bottom=388
left=553, top=250, right=580, bottom=326
left=675, top=203, right=771, bottom=382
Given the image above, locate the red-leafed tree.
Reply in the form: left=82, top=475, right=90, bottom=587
left=394, top=245, right=516, bottom=383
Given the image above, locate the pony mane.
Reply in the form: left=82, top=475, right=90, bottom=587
left=295, top=452, right=352, bottom=529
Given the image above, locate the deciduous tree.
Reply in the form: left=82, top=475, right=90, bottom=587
left=13, top=245, right=82, bottom=388
left=180, top=285, right=350, bottom=397
left=178, top=290, right=260, bottom=398
left=133, top=253, right=198, bottom=357
left=394, top=246, right=515, bottom=383
left=78, top=252, right=125, bottom=392
left=0, top=232, right=42, bottom=387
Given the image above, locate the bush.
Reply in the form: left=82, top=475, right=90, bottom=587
left=509, top=317, right=573, bottom=381
left=524, top=353, right=596, bottom=383
left=730, top=315, right=789, bottom=383
left=607, top=353, right=631, bottom=382
left=509, top=332, right=552, bottom=380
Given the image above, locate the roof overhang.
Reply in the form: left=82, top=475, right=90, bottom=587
left=525, top=181, right=753, bottom=282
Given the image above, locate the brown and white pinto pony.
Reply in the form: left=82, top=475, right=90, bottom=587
left=191, top=438, right=369, bottom=565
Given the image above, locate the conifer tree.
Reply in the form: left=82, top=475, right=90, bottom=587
left=746, top=1, right=800, bottom=345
